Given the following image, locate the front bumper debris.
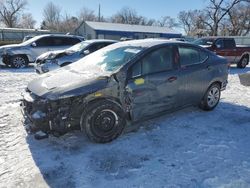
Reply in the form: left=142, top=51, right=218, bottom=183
left=35, top=60, right=60, bottom=74
left=21, top=90, right=76, bottom=135
left=21, top=92, right=51, bottom=133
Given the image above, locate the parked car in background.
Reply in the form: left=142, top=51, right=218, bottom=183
left=169, top=38, right=187, bottom=42
left=194, top=37, right=250, bottom=68
left=35, top=39, right=117, bottom=74
left=0, top=34, right=84, bottom=68
left=21, top=39, right=228, bottom=143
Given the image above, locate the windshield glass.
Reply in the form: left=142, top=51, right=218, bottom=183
left=69, top=44, right=143, bottom=73
left=66, top=41, right=90, bottom=52
left=193, top=38, right=215, bottom=45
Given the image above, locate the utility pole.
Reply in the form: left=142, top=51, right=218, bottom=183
left=98, top=4, right=101, bottom=22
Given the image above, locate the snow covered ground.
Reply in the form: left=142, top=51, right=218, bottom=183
left=0, top=66, right=250, bottom=188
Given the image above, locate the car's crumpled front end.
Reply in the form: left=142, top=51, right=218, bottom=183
left=35, top=50, right=78, bottom=74
left=21, top=65, right=112, bottom=135
left=21, top=88, right=77, bottom=134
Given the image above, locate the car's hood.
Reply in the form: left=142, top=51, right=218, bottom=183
left=37, top=49, right=77, bottom=61
left=37, top=50, right=66, bottom=60
left=28, top=66, right=111, bottom=100
left=0, top=43, right=24, bottom=51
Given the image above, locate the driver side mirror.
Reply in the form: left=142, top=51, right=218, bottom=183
left=31, top=42, right=37, bottom=47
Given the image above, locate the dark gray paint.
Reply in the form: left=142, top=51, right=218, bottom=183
left=22, top=39, right=229, bottom=134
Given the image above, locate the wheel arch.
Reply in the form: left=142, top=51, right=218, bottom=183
left=202, top=80, right=222, bottom=100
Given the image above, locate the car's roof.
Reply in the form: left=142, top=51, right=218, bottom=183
left=115, top=38, right=188, bottom=48
left=84, top=39, right=118, bottom=43
left=34, top=34, right=83, bottom=39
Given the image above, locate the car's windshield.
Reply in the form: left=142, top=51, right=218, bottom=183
left=69, top=44, right=143, bottom=73
left=193, top=38, right=215, bottom=45
left=66, top=41, right=90, bottom=52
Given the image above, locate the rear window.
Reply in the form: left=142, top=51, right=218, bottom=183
left=179, top=46, right=208, bottom=67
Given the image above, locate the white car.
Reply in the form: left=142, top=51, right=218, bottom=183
left=35, top=39, right=117, bottom=74
left=0, top=34, right=84, bottom=68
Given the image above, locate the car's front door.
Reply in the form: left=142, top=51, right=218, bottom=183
left=29, top=37, right=55, bottom=61
left=125, top=46, right=180, bottom=121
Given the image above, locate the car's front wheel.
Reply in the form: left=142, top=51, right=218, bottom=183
left=200, top=83, right=221, bottom=111
left=82, top=100, right=126, bottom=143
left=10, top=55, right=28, bottom=68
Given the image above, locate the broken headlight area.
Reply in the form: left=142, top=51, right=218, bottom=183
left=21, top=91, right=80, bottom=135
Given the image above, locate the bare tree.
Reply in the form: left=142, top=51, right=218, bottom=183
left=18, top=13, right=36, bottom=29
left=227, top=3, right=250, bottom=35
left=203, top=0, right=242, bottom=36
left=111, top=7, right=143, bottom=25
left=158, top=16, right=179, bottom=28
left=42, top=2, right=61, bottom=31
left=178, top=10, right=207, bottom=36
left=78, top=7, right=97, bottom=22
left=58, top=14, right=79, bottom=33
left=0, top=0, right=27, bottom=27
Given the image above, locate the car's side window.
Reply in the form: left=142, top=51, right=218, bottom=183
left=179, top=46, right=207, bottom=67
left=224, top=39, right=235, bottom=49
left=63, top=37, right=81, bottom=45
left=129, top=47, right=173, bottom=78
left=53, top=37, right=65, bottom=46
left=88, top=44, right=99, bottom=53
left=215, top=39, right=224, bottom=49
left=130, top=61, right=142, bottom=78
left=36, top=37, right=54, bottom=47
left=142, top=47, right=173, bottom=75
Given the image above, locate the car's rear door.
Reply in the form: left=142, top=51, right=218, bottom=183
left=125, top=45, right=181, bottom=121
left=177, top=44, right=211, bottom=106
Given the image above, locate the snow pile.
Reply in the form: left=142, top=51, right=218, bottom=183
left=0, top=66, right=250, bottom=188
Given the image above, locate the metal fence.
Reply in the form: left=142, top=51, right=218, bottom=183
left=0, top=28, right=57, bottom=45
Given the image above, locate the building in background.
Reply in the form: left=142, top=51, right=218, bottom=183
left=75, top=21, right=182, bottom=40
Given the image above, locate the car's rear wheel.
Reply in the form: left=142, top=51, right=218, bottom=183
left=200, top=83, right=221, bottom=111
left=10, top=55, right=28, bottom=68
left=237, top=56, right=249, bottom=69
left=82, top=100, right=126, bottom=143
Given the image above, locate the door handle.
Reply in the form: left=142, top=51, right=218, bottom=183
left=167, top=76, right=177, bottom=82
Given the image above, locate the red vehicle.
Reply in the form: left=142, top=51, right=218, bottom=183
left=194, top=37, right=250, bottom=68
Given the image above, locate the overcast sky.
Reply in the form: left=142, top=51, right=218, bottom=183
left=26, top=0, right=207, bottom=29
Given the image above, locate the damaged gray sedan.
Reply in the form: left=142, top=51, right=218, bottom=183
left=21, top=39, right=228, bottom=143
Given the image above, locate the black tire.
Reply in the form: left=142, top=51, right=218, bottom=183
left=82, top=100, right=126, bottom=143
left=10, top=55, right=28, bottom=68
left=237, top=56, right=249, bottom=69
left=200, top=83, right=221, bottom=111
